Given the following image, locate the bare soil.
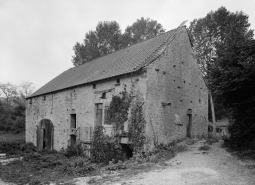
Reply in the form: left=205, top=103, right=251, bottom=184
left=113, top=140, right=255, bottom=185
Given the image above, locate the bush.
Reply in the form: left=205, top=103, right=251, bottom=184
left=90, top=127, right=122, bottom=164
left=199, top=145, right=211, bottom=151
left=63, top=143, right=84, bottom=158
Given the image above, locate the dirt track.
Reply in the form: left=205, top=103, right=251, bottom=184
left=115, top=141, right=255, bottom=185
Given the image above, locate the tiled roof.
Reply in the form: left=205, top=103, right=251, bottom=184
left=29, top=25, right=185, bottom=98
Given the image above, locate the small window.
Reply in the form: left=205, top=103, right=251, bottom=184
left=70, top=114, right=76, bottom=128
left=104, top=105, right=110, bottom=124
left=43, top=96, right=46, bottom=101
left=115, top=79, right=120, bottom=86
left=29, top=99, right=32, bottom=104
left=101, top=92, right=106, bottom=99
left=93, top=84, right=96, bottom=89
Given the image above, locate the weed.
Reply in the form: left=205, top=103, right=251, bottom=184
left=199, top=145, right=211, bottom=151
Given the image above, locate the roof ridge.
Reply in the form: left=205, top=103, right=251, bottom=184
left=136, top=21, right=187, bottom=70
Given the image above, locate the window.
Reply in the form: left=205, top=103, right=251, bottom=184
left=70, top=114, right=76, bottom=128
left=43, top=96, right=46, bottom=101
left=29, top=99, right=32, bottom=104
left=93, top=84, right=96, bottom=89
left=95, top=103, right=103, bottom=127
left=104, top=105, right=110, bottom=124
left=115, top=79, right=120, bottom=86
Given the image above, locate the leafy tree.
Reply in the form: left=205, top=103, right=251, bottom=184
left=189, top=6, right=253, bottom=77
left=0, top=82, right=34, bottom=132
left=72, top=21, right=122, bottom=66
left=210, top=39, right=255, bottom=149
left=72, top=18, right=165, bottom=66
left=188, top=6, right=254, bottom=120
left=122, top=17, right=165, bottom=46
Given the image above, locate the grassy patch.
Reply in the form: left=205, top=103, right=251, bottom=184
left=198, top=145, right=211, bottom=151
left=0, top=138, right=189, bottom=184
left=205, top=138, right=219, bottom=145
left=0, top=131, right=25, bottom=142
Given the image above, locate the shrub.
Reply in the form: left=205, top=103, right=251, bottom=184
left=63, top=143, right=84, bottom=158
left=199, top=145, right=211, bottom=151
left=90, top=126, right=122, bottom=164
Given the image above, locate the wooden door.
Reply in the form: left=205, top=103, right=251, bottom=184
left=37, top=119, right=54, bottom=150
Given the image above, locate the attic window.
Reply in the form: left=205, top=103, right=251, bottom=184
left=43, top=96, right=46, bottom=101
left=93, top=84, right=96, bottom=89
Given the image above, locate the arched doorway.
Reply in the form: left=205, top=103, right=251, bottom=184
left=37, top=119, right=54, bottom=150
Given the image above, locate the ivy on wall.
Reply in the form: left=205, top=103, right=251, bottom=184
left=128, top=99, right=146, bottom=153
left=91, top=91, right=147, bottom=163
left=106, top=90, right=132, bottom=134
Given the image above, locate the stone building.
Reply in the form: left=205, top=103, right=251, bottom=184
left=26, top=25, right=208, bottom=151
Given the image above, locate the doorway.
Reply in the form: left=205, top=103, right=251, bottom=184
left=37, top=119, right=54, bottom=150
left=187, top=109, right=192, bottom=138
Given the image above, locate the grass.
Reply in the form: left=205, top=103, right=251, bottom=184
left=0, top=131, right=25, bottom=142
left=0, top=135, right=190, bottom=185
left=199, top=145, right=211, bottom=151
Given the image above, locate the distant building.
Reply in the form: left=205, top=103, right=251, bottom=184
left=26, top=25, right=208, bottom=151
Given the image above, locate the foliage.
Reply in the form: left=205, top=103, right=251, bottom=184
left=189, top=6, right=253, bottom=78
left=63, top=143, right=85, bottom=158
left=90, top=126, right=122, bottom=164
left=0, top=82, right=34, bottom=132
left=128, top=99, right=146, bottom=154
left=122, top=17, right=165, bottom=46
left=198, top=145, right=211, bottom=151
left=191, top=7, right=255, bottom=150
left=106, top=90, right=132, bottom=133
left=210, top=39, right=255, bottom=149
left=72, top=17, right=165, bottom=66
left=72, top=21, right=123, bottom=66
left=189, top=6, right=254, bottom=120
left=0, top=140, right=36, bottom=155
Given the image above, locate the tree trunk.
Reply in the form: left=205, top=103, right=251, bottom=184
left=209, top=91, right=216, bottom=136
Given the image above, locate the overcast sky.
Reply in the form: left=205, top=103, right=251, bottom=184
left=1, top=0, right=255, bottom=91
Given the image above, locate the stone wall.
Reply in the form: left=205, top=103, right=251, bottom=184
left=26, top=72, right=147, bottom=150
left=144, top=28, right=208, bottom=149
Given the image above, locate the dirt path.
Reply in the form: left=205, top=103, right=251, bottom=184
left=115, top=141, right=255, bottom=185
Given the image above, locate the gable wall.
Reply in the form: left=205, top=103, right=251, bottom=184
left=26, top=72, right=147, bottom=150
left=144, top=28, right=208, bottom=148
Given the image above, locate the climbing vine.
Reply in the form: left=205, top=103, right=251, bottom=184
left=106, top=90, right=132, bottom=134
left=128, top=99, right=146, bottom=154
left=90, top=126, right=122, bottom=164
left=91, top=91, right=147, bottom=162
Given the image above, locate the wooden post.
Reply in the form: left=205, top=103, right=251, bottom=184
left=209, top=91, right=216, bottom=136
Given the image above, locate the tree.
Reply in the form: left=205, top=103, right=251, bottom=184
left=0, top=83, right=17, bottom=108
left=122, top=17, right=165, bottom=46
left=0, top=82, right=34, bottom=132
left=210, top=39, right=255, bottom=149
left=72, top=21, right=123, bottom=66
left=188, top=6, right=254, bottom=121
left=72, top=18, right=165, bottom=66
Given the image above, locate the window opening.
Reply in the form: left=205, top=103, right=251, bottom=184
left=95, top=103, right=103, bottom=127
left=70, top=114, right=76, bottom=128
